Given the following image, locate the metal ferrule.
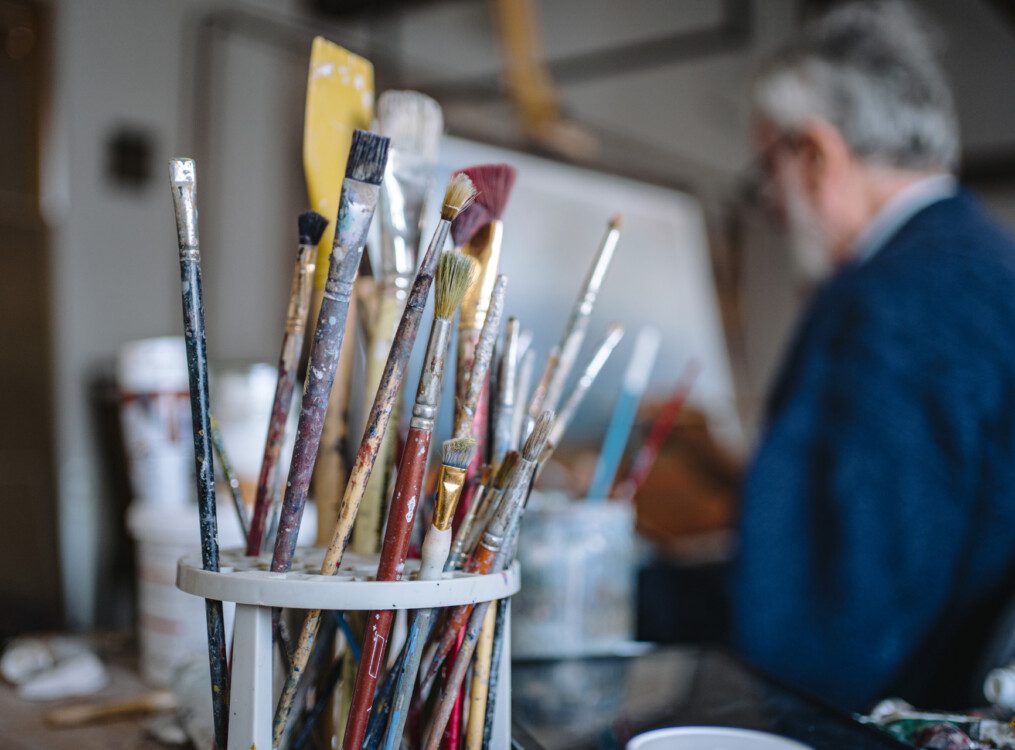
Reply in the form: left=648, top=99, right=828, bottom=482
left=434, top=465, right=467, bottom=531
left=169, top=158, right=199, bottom=261
left=459, top=220, right=504, bottom=332
left=380, top=149, right=433, bottom=296
left=326, top=177, right=381, bottom=298
left=410, top=317, right=453, bottom=432
left=286, top=244, right=317, bottom=333
left=479, top=456, right=536, bottom=551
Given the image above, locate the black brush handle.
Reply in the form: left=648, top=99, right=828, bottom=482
left=178, top=254, right=230, bottom=750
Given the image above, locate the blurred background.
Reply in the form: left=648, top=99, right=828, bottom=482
left=3, top=0, right=1015, bottom=672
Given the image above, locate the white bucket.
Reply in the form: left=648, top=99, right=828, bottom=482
left=127, top=501, right=316, bottom=685
left=626, top=727, right=814, bottom=750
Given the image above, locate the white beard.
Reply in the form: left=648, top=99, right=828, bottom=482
left=782, top=176, right=834, bottom=283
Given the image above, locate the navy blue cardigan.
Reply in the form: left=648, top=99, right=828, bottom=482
left=735, top=191, right=1015, bottom=710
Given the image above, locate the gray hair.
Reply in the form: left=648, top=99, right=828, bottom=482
left=753, top=1, right=960, bottom=171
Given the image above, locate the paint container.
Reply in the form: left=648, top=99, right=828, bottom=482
left=212, top=363, right=297, bottom=501
left=126, top=501, right=316, bottom=685
left=117, top=337, right=193, bottom=507
left=626, top=727, right=814, bottom=750
left=512, top=492, right=636, bottom=658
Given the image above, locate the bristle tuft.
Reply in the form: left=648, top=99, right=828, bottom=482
left=454, top=163, right=517, bottom=220
left=434, top=251, right=477, bottom=319
left=345, top=129, right=390, bottom=185
left=609, top=213, right=623, bottom=229
left=442, top=437, right=477, bottom=470
left=493, top=451, right=520, bottom=489
left=441, top=173, right=477, bottom=222
left=298, top=211, right=329, bottom=246
left=377, top=90, right=444, bottom=163
left=523, top=411, right=553, bottom=461
left=450, top=201, right=491, bottom=246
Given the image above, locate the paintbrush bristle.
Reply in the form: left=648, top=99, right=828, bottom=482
left=459, top=163, right=517, bottom=218
left=493, top=451, right=520, bottom=489
left=450, top=201, right=490, bottom=247
left=377, top=90, right=444, bottom=164
left=609, top=213, right=623, bottom=229
left=523, top=411, right=553, bottom=461
left=441, top=173, right=477, bottom=222
left=442, top=437, right=477, bottom=471
left=298, top=211, right=329, bottom=246
left=434, top=251, right=477, bottom=320
left=345, top=129, right=390, bottom=185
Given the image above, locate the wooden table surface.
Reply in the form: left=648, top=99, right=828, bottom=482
left=0, top=636, right=172, bottom=750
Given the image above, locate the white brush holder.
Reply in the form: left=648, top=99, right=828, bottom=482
left=177, top=546, right=520, bottom=750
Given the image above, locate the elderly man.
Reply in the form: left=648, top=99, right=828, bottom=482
left=736, top=1, right=1015, bottom=710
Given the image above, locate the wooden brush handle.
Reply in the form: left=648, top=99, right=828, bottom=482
left=343, top=427, right=432, bottom=750
left=46, top=690, right=176, bottom=728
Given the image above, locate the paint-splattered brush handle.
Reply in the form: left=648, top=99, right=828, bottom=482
left=247, top=248, right=315, bottom=555
left=169, top=157, right=229, bottom=750
left=209, top=414, right=248, bottom=539
left=480, top=597, right=509, bottom=749
left=381, top=606, right=437, bottom=750
left=270, top=245, right=364, bottom=573
left=465, top=603, right=496, bottom=749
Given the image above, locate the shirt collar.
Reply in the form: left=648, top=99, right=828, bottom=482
left=852, top=174, right=958, bottom=264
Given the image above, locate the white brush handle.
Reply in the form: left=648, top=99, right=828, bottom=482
left=419, top=525, right=453, bottom=580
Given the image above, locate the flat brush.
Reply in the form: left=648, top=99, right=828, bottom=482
left=168, top=158, right=229, bottom=750
left=420, top=414, right=553, bottom=749
left=270, top=129, right=390, bottom=575
left=341, top=252, right=475, bottom=750
left=542, top=215, right=622, bottom=413
left=246, top=211, right=326, bottom=555
left=419, top=413, right=552, bottom=696
left=355, top=90, right=444, bottom=556
left=451, top=164, right=517, bottom=468
left=274, top=175, right=476, bottom=744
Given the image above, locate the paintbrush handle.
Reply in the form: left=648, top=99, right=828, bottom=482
left=209, top=415, right=248, bottom=539
left=381, top=606, right=439, bottom=750
left=480, top=597, right=510, bottom=749
left=543, top=219, right=621, bottom=413
left=465, top=604, right=497, bottom=749
left=270, top=246, right=364, bottom=573
left=170, top=158, right=230, bottom=750
left=247, top=250, right=315, bottom=555
left=320, top=219, right=450, bottom=575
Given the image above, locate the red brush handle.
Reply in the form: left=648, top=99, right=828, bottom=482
left=342, top=427, right=431, bottom=750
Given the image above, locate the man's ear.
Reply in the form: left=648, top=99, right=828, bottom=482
left=797, top=119, right=852, bottom=198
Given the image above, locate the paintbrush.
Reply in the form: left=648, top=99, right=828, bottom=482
left=510, top=348, right=536, bottom=449
left=168, top=157, right=229, bottom=750
left=454, top=275, right=508, bottom=441
left=464, top=603, right=496, bottom=749
left=615, top=359, right=701, bottom=500
left=587, top=326, right=661, bottom=500
left=452, top=452, right=519, bottom=572
left=209, top=414, right=249, bottom=539
left=420, top=414, right=553, bottom=750
left=451, top=164, right=517, bottom=468
left=522, top=345, right=560, bottom=441
left=490, top=318, right=520, bottom=466
left=269, top=130, right=390, bottom=575
left=304, top=38, right=375, bottom=552
left=354, top=90, right=444, bottom=556
left=419, top=413, right=552, bottom=696
left=479, top=597, right=509, bottom=749
left=541, top=215, right=622, bottom=413
left=244, top=212, right=326, bottom=555
left=273, top=175, right=476, bottom=745
left=341, top=252, right=475, bottom=750
left=542, top=323, right=625, bottom=467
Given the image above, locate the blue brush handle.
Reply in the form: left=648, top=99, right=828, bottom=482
left=588, top=388, right=640, bottom=500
